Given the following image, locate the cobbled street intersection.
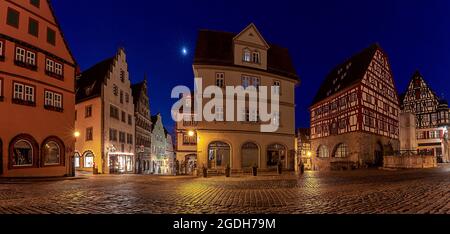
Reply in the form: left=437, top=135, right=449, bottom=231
left=0, top=166, right=449, bottom=214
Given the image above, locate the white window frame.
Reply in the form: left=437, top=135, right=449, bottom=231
left=54, top=62, right=63, bottom=75
left=46, top=58, right=55, bottom=73
left=15, top=47, right=26, bottom=62
left=243, top=49, right=251, bottom=62
left=54, top=93, right=62, bottom=108
left=26, top=50, right=36, bottom=66
left=252, top=51, right=260, bottom=63
left=45, top=90, right=54, bottom=106
left=25, top=85, right=34, bottom=102
left=14, top=83, right=24, bottom=100
left=0, top=41, right=3, bottom=57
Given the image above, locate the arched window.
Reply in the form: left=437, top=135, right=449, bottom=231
left=252, top=51, right=260, bottom=63
left=317, top=145, right=329, bottom=158
left=333, top=143, right=348, bottom=158
left=74, top=152, right=81, bottom=168
left=243, top=49, right=251, bottom=62
left=42, top=137, right=64, bottom=166
left=83, top=151, right=94, bottom=168
left=267, top=144, right=286, bottom=166
left=208, top=141, right=231, bottom=169
left=241, top=142, right=259, bottom=168
left=9, top=134, right=38, bottom=168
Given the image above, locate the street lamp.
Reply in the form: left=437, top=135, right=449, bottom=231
left=74, top=131, right=80, bottom=138
left=307, top=151, right=312, bottom=157
left=188, top=130, right=195, bottom=137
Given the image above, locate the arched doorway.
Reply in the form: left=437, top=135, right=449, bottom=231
left=208, top=141, right=230, bottom=169
left=267, top=144, right=286, bottom=167
left=185, top=154, right=197, bottom=174
left=374, top=142, right=383, bottom=167
left=82, top=151, right=94, bottom=168
left=241, top=142, right=259, bottom=168
left=74, top=152, right=81, bottom=168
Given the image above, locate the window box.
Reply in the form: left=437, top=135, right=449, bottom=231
left=44, top=105, right=64, bottom=113
left=14, top=60, right=37, bottom=71
left=12, top=98, right=36, bottom=107
left=45, top=70, right=64, bottom=80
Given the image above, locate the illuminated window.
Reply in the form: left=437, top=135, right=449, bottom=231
left=83, top=152, right=94, bottom=168
left=12, top=140, right=33, bottom=166
left=317, top=145, right=329, bottom=158
left=243, top=49, right=251, bottom=62
left=43, top=140, right=61, bottom=165
left=333, top=143, right=348, bottom=158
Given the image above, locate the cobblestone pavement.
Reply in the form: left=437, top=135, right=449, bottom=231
left=0, top=165, right=449, bottom=214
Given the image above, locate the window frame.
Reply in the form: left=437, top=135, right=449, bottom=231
left=12, top=81, right=36, bottom=106
left=41, top=137, right=65, bottom=167
left=9, top=134, right=39, bottom=169
left=30, top=0, right=40, bottom=8
left=44, top=89, right=63, bottom=112
left=45, top=57, right=64, bottom=79
left=0, top=78, right=4, bottom=101
left=0, top=39, right=5, bottom=60
left=85, top=127, right=94, bottom=141
left=28, top=17, right=39, bottom=37
left=46, top=27, right=56, bottom=46
left=215, top=72, right=225, bottom=88
left=15, top=46, right=37, bottom=70
left=7, top=8, right=20, bottom=28
left=85, top=105, right=92, bottom=118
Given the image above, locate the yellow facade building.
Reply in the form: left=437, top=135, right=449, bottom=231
left=176, top=24, right=300, bottom=174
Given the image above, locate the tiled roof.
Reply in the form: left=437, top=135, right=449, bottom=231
left=194, top=30, right=299, bottom=80
left=312, top=44, right=380, bottom=105
left=75, top=57, right=114, bottom=103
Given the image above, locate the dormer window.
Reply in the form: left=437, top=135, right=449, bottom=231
left=252, top=51, right=260, bottom=64
left=243, top=49, right=251, bottom=62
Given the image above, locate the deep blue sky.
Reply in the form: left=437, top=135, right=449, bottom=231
left=53, top=0, right=450, bottom=133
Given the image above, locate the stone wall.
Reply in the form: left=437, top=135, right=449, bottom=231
left=311, top=132, right=399, bottom=171
left=384, top=155, right=437, bottom=169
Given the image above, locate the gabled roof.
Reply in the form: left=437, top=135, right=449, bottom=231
left=131, top=80, right=145, bottom=105
left=233, top=23, right=270, bottom=49
left=297, top=128, right=311, bottom=141
left=401, top=70, right=442, bottom=106
left=194, top=30, right=299, bottom=80
left=75, top=57, right=114, bottom=103
left=312, top=44, right=380, bottom=105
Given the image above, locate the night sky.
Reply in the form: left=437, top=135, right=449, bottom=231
left=52, top=0, right=450, bottom=133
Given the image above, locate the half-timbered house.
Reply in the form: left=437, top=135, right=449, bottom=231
left=310, top=44, right=400, bottom=171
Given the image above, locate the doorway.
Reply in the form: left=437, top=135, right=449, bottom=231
left=374, top=142, right=384, bottom=167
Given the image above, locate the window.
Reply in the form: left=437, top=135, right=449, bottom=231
left=128, top=114, right=132, bottom=125
left=13, top=82, right=35, bottom=104
left=0, top=40, right=4, bottom=59
left=317, top=145, right=329, bottom=158
left=333, top=143, right=348, bottom=158
left=86, top=127, right=93, bottom=141
left=243, top=49, right=251, bottom=62
left=252, top=51, right=260, bottom=63
left=242, top=76, right=250, bottom=88
left=43, top=140, right=62, bottom=165
left=74, top=153, right=80, bottom=168
left=110, top=105, right=119, bottom=119
left=183, top=132, right=197, bottom=145
left=46, top=58, right=64, bottom=78
left=273, top=80, right=281, bottom=95
left=125, top=93, right=129, bottom=103
left=121, top=111, right=126, bottom=122
left=120, top=90, right=123, bottom=104
left=11, top=139, right=34, bottom=167
left=46, top=59, right=54, bottom=73
left=127, top=134, right=133, bottom=144
left=28, top=18, right=39, bottom=37
left=15, top=47, right=36, bottom=69
left=7, top=8, right=20, bottom=28
left=109, top=129, right=118, bottom=141
left=15, top=47, right=26, bottom=63
left=47, top=28, right=56, bottom=45
left=112, top=85, right=118, bottom=96
left=30, top=0, right=40, bottom=7
left=215, top=73, right=224, bottom=88
left=120, top=70, right=125, bottom=82
left=251, top=77, right=260, bottom=89
left=44, top=91, right=63, bottom=110
left=85, top=105, right=92, bottom=118
left=119, top=132, right=126, bottom=143
left=83, top=152, right=94, bottom=168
